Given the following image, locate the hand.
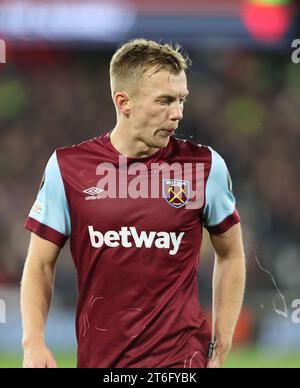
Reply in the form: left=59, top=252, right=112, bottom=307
left=23, top=343, right=57, bottom=368
left=207, top=340, right=231, bottom=369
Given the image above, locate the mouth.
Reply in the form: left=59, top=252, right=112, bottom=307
left=160, top=128, right=176, bottom=136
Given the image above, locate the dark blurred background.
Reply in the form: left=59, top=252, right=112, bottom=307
left=0, top=0, right=300, bottom=367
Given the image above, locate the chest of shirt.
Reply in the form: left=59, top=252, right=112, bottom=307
left=62, top=162, right=205, bottom=233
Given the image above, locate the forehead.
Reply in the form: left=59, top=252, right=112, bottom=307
left=141, top=68, right=188, bottom=97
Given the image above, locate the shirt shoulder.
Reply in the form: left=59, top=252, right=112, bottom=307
left=55, top=133, right=113, bottom=175
left=56, top=134, right=107, bottom=158
left=203, top=147, right=240, bottom=234
left=171, top=136, right=212, bottom=163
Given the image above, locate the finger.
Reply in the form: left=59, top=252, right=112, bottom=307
left=207, top=359, right=218, bottom=369
left=207, top=355, right=221, bottom=369
left=47, top=358, right=57, bottom=368
left=23, top=358, right=36, bottom=368
left=24, top=361, right=46, bottom=368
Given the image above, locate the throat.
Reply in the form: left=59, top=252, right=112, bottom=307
left=110, top=130, right=160, bottom=158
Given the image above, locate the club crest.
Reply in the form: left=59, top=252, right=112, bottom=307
left=163, top=180, right=190, bottom=209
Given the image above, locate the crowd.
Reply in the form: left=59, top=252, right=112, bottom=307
left=0, top=47, right=299, bottom=301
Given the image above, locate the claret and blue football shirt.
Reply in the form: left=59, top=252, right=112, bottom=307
left=25, top=131, right=240, bottom=368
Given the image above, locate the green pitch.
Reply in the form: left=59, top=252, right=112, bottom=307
left=223, top=348, right=300, bottom=368
left=1, top=348, right=300, bottom=368
left=0, top=353, right=77, bottom=368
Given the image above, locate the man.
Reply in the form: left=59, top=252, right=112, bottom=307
left=21, top=39, right=246, bottom=368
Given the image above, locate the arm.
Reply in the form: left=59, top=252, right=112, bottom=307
left=207, top=223, right=246, bottom=368
left=21, top=233, right=61, bottom=368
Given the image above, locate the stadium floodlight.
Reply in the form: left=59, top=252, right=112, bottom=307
left=0, top=1, right=136, bottom=42
left=241, top=0, right=293, bottom=43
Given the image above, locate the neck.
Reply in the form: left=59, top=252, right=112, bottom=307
left=110, top=124, right=160, bottom=158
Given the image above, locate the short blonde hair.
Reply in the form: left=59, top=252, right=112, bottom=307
left=110, top=38, right=191, bottom=97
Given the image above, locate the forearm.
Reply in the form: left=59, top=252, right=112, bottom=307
left=212, top=253, right=246, bottom=346
left=21, top=258, right=55, bottom=346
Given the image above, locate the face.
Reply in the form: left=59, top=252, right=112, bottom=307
left=128, top=68, right=189, bottom=149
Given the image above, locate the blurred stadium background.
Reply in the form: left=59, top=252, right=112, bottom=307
left=0, top=0, right=300, bottom=368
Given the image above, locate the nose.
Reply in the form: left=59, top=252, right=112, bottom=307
left=169, top=103, right=183, bottom=121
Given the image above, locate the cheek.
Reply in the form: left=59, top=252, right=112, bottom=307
left=135, top=105, right=167, bottom=124
left=148, top=106, right=168, bottom=121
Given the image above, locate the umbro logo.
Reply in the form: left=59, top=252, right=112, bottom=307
left=83, top=187, right=104, bottom=201
left=83, top=187, right=103, bottom=196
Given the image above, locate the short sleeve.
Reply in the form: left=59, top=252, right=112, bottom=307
left=203, top=147, right=240, bottom=234
left=25, top=151, right=71, bottom=247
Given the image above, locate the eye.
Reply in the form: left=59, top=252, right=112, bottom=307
left=158, top=99, right=170, bottom=105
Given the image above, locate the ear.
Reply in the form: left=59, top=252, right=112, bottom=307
left=114, top=91, right=131, bottom=115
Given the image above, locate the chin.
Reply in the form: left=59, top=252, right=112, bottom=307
left=151, top=138, right=169, bottom=149
left=160, top=138, right=170, bottom=148
left=151, top=133, right=171, bottom=148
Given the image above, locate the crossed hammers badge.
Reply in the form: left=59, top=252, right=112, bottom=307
left=163, top=180, right=190, bottom=209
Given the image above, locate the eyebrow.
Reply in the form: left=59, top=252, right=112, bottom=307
left=156, top=92, right=189, bottom=99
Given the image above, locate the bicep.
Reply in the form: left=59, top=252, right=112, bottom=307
left=26, top=232, right=61, bottom=269
left=209, top=223, right=244, bottom=259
